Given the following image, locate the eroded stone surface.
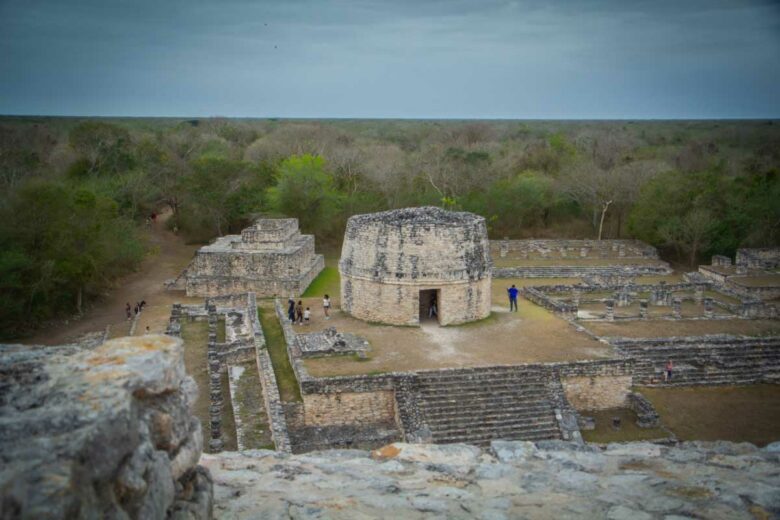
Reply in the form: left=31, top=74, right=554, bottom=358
left=203, top=441, right=780, bottom=519
left=0, top=335, right=212, bottom=519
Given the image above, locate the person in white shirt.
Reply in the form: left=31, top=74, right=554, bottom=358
left=323, top=294, right=331, bottom=319
left=303, top=307, right=311, bottom=325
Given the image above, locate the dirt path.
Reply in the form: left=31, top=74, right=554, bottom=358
left=26, top=210, right=202, bottom=345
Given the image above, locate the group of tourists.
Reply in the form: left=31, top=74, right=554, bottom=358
left=287, top=294, right=331, bottom=325
left=125, top=300, right=147, bottom=321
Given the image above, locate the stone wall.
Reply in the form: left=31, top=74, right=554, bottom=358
left=490, top=239, right=660, bottom=258
left=0, top=336, right=213, bottom=519
left=302, top=390, right=397, bottom=426
left=341, top=276, right=491, bottom=326
left=561, top=375, right=633, bottom=411
left=736, top=247, right=780, bottom=269
left=494, top=264, right=671, bottom=278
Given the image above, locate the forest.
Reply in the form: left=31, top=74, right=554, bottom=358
left=1, top=116, right=778, bottom=336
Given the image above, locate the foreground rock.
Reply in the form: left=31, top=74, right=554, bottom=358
left=0, top=335, right=212, bottom=519
left=204, top=440, right=780, bottom=519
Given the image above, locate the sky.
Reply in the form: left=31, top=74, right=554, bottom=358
left=1, top=0, right=779, bottom=119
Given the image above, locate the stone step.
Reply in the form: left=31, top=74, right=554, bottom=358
left=425, top=411, right=557, bottom=431
left=422, top=402, right=553, bottom=420
left=430, top=415, right=558, bottom=437
left=418, top=391, right=550, bottom=407
left=425, top=407, right=555, bottom=426
left=433, top=425, right=562, bottom=445
left=417, top=374, right=547, bottom=388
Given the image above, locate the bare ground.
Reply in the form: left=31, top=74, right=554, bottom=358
left=300, top=298, right=611, bottom=377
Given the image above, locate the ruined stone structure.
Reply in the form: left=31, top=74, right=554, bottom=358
left=184, top=218, right=324, bottom=298
left=339, top=207, right=492, bottom=326
left=0, top=336, right=213, bottom=518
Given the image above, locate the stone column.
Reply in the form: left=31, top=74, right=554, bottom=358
left=639, top=300, right=648, bottom=320
left=572, top=289, right=581, bottom=307
left=704, top=297, right=714, bottom=318
left=605, top=299, right=614, bottom=321
left=580, top=247, right=589, bottom=258
left=208, top=362, right=223, bottom=452
left=672, top=298, right=682, bottom=319
left=694, top=285, right=704, bottom=304
left=500, top=238, right=509, bottom=258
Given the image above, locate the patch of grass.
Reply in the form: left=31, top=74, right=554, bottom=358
left=580, top=408, right=671, bottom=444
left=302, top=264, right=340, bottom=298
left=233, top=361, right=273, bottom=449
left=257, top=305, right=302, bottom=402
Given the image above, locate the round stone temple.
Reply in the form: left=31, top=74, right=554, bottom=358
left=339, top=206, right=492, bottom=326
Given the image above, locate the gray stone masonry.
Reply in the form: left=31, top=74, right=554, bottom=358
left=0, top=337, right=213, bottom=519
left=736, top=247, right=780, bottom=269
left=202, top=440, right=780, bottom=519
left=605, top=299, right=615, bottom=321
left=184, top=217, right=323, bottom=298
left=297, top=327, right=371, bottom=358
left=672, top=298, right=682, bottom=319
left=340, top=207, right=492, bottom=326
left=639, top=300, right=649, bottom=320
left=704, top=297, right=714, bottom=318
left=711, top=254, right=732, bottom=267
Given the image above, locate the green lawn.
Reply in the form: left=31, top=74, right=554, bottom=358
left=303, top=263, right=341, bottom=298
left=257, top=305, right=302, bottom=402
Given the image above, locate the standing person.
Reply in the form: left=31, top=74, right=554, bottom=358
left=134, top=303, right=140, bottom=317
left=126, top=303, right=132, bottom=321
left=145, top=326, right=151, bottom=335
left=303, top=307, right=311, bottom=325
left=428, top=294, right=438, bottom=318
left=323, top=294, right=331, bottom=319
left=295, top=300, right=304, bottom=325
left=665, top=360, right=674, bottom=382
left=140, top=299, right=147, bottom=311
left=508, top=284, right=519, bottom=312
left=287, top=297, right=296, bottom=323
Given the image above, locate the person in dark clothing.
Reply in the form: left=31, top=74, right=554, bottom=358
left=287, top=297, right=296, bottom=323
left=295, top=300, right=304, bottom=325
left=508, top=285, right=519, bottom=312
left=126, top=303, right=132, bottom=321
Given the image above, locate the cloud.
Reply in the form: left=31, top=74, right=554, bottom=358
left=0, top=0, right=778, bottom=117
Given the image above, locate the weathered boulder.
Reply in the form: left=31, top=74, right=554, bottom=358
left=0, top=335, right=212, bottom=519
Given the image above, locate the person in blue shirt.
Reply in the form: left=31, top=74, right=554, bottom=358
left=507, top=284, right=519, bottom=312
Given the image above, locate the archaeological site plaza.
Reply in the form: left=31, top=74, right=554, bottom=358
left=4, top=210, right=780, bottom=517
left=183, top=217, right=324, bottom=298
left=339, top=206, right=492, bottom=326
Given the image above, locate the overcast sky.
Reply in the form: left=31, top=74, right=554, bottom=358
left=1, top=0, right=779, bottom=119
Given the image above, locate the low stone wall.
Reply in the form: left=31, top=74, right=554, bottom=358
left=302, top=390, right=397, bottom=427
left=736, top=247, right=780, bottom=270
left=726, top=277, right=780, bottom=303
left=490, top=239, right=660, bottom=259
left=494, top=264, right=672, bottom=278
left=628, top=392, right=661, bottom=428
left=561, top=375, right=633, bottom=411
left=0, top=337, right=213, bottom=519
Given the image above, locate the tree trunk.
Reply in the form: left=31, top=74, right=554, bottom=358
left=76, top=286, right=83, bottom=316
left=597, top=200, right=612, bottom=241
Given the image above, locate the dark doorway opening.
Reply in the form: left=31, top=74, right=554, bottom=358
left=419, top=289, right=440, bottom=325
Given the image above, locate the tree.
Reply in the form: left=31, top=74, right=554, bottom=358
left=267, top=154, right=343, bottom=236
left=659, top=208, right=715, bottom=267
left=68, top=121, right=134, bottom=175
